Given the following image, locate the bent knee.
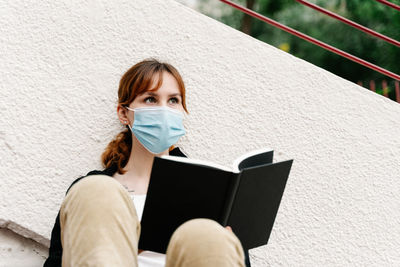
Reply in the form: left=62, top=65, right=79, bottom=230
left=177, top=218, right=222, bottom=235
left=171, top=218, right=231, bottom=244
left=62, top=175, right=135, bottom=218
left=167, top=219, right=245, bottom=266
left=68, top=175, right=123, bottom=195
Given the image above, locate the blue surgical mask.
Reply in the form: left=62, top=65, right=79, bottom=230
left=126, top=106, right=186, bottom=154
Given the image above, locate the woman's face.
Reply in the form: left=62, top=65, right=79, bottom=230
left=123, top=71, right=184, bottom=125
left=131, top=71, right=183, bottom=109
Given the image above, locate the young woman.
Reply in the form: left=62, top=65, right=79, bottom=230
left=44, top=59, right=250, bottom=267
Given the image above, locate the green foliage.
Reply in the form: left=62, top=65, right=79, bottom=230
left=200, top=0, right=400, bottom=100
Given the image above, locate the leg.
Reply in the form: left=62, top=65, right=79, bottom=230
left=165, top=219, right=245, bottom=267
left=60, top=175, right=140, bottom=267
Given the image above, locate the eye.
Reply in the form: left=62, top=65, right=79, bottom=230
left=144, top=97, right=157, bottom=104
left=169, top=97, right=180, bottom=104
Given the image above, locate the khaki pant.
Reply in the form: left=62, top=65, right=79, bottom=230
left=60, top=175, right=245, bottom=267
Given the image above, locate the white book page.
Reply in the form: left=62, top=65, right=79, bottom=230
left=160, top=155, right=235, bottom=173
left=231, top=148, right=273, bottom=172
left=160, top=147, right=273, bottom=173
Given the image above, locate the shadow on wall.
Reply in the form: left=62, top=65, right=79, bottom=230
left=0, top=228, right=48, bottom=267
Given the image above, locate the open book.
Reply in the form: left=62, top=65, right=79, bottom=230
left=138, top=148, right=293, bottom=253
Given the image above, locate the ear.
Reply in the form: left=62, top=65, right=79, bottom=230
left=117, top=104, right=130, bottom=126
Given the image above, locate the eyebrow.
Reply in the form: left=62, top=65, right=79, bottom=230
left=143, top=92, right=182, bottom=97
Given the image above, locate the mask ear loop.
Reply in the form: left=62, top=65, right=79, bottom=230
left=123, top=106, right=134, bottom=130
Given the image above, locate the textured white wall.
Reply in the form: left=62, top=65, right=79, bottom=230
left=1, top=0, right=399, bottom=266
left=0, top=228, right=47, bottom=267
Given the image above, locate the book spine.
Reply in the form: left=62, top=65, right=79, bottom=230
left=220, top=172, right=242, bottom=226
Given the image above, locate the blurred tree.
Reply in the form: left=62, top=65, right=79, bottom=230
left=241, top=0, right=255, bottom=34
left=198, top=0, right=400, bottom=100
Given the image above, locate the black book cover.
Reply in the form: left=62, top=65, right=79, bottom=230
left=227, top=160, right=293, bottom=250
left=138, top=158, right=237, bottom=253
left=138, top=150, right=293, bottom=253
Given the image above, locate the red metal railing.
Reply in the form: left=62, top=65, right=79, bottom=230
left=219, top=0, right=400, bottom=83
left=375, top=0, right=400, bottom=11
left=295, top=0, right=400, bottom=47
left=358, top=80, right=400, bottom=101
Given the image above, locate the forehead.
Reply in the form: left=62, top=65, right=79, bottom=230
left=146, top=71, right=181, bottom=95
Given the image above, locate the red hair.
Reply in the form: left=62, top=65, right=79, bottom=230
left=101, top=59, right=188, bottom=174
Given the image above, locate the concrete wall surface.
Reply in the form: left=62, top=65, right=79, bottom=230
left=0, top=228, right=47, bottom=267
left=1, top=0, right=399, bottom=266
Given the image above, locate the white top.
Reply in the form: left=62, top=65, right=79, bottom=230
left=131, top=194, right=166, bottom=267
